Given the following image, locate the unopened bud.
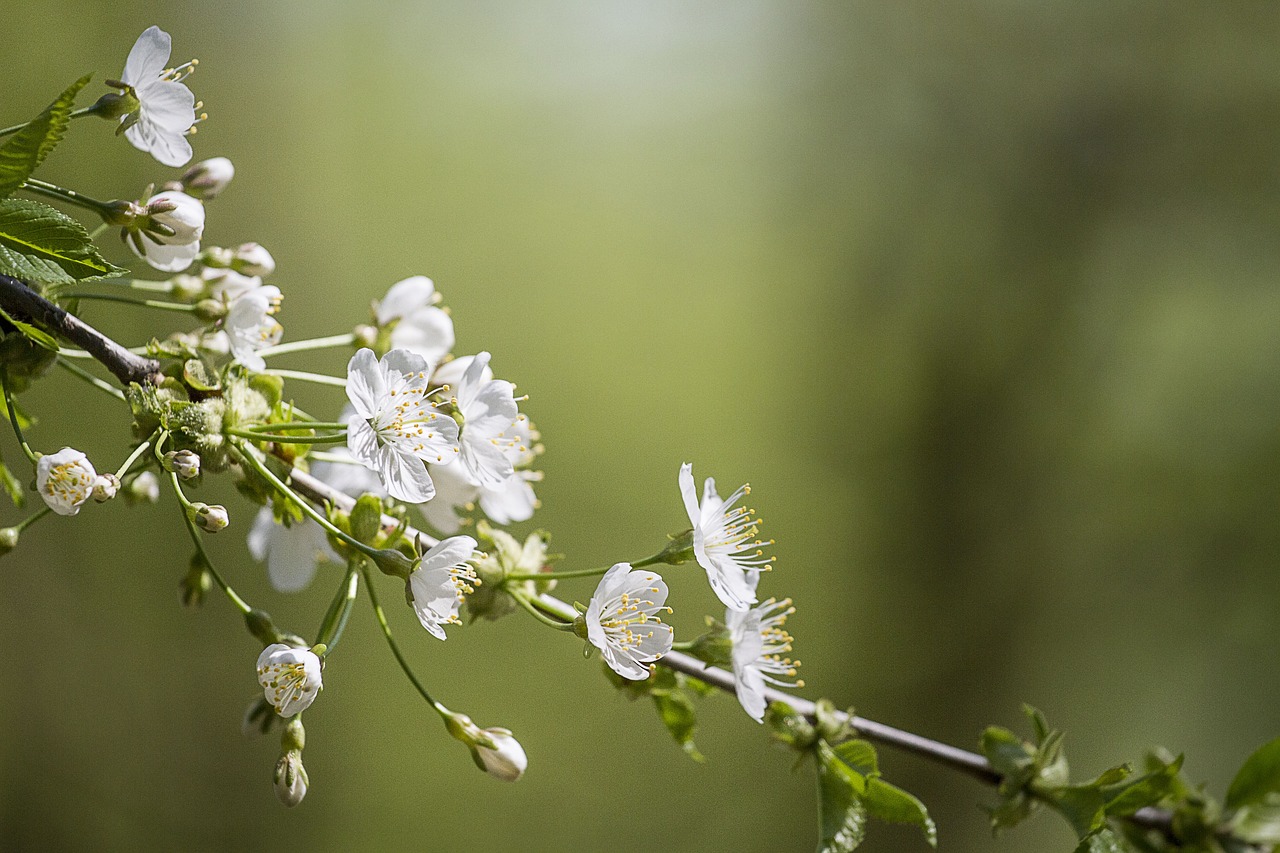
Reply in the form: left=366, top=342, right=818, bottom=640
left=273, top=750, right=308, bottom=808
left=163, top=449, right=202, bottom=480
left=194, top=299, right=227, bottom=322
left=123, top=471, right=160, bottom=505
left=169, top=274, right=206, bottom=302
left=180, top=157, right=235, bottom=200
left=0, top=527, right=18, bottom=556
left=231, top=243, right=275, bottom=277
left=180, top=554, right=212, bottom=608
left=92, top=473, right=120, bottom=503
left=352, top=324, right=377, bottom=349
left=189, top=502, right=229, bottom=532
left=473, top=727, right=527, bottom=782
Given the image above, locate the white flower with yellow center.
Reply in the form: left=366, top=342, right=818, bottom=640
left=346, top=348, right=460, bottom=503
left=256, top=644, right=322, bottom=718
left=478, top=415, right=542, bottom=526
left=114, top=26, right=198, bottom=167
left=585, top=563, right=674, bottom=681
left=376, top=276, right=455, bottom=364
left=408, top=535, right=481, bottom=640
left=226, top=285, right=283, bottom=372
left=36, top=448, right=99, bottom=516
left=679, top=462, right=774, bottom=612
left=124, top=189, right=205, bottom=272
left=454, top=352, right=519, bottom=489
left=728, top=598, right=802, bottom=723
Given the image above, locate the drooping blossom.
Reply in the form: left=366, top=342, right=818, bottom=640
left=256, top=644, right=323, bottom=717
left=728, top=598, right=802, bottom=723
left=679, top=462, right=773, bottom=612
left=248, top=507, right=341, bottom=593
left=124, top=190, right=205, bottom=272
left=36, top=447, right=98, bottom=516
left=226, top=285, right=283, bottom=371
left=408, top=535, right=480, bottom=639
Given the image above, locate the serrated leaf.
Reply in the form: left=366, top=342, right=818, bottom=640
left=862, top=777, right=938, bottom=847
left=0, top=198, right=125, bottom=285
left=1103, top=756, right=1183, bottom=817
left=1072, top=827, right=1135, bottom=853
left=835, top=740, right=878, bottom=777
left=1226, top=737, right=1280, bottom=811
left=0, top=306, right=58, bottom=351
left=652, top=691, right=704, bottom=763
left=816, top=741, right=867, bottom=852
left=0, top=75, right=91, bottom=197
left=1051, top=785, right=1108, bottom=839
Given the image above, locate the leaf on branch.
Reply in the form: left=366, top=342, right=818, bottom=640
left=0, top=75, right=91, bottom=198
left=816, top=740, right=868, bottom=852
left=652, top=691, right=705, bottom=763
left=0, top=198, right=125, bottom=286
left=862, top=776, right=938, bottom=848
left=0, top=305, right=59, bottom=351
left=1226, top=736, right=1280, bottom=812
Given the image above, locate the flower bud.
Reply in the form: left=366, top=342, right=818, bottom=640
left=231, top=243, right=275, bottom=277
left=273, top=750, right=308, bottom=808
left=169, top=274, right=206, bottom=302
left=180, top=157, right=235, bottom=200
left=92, top=473, right=120, bottom=503
left=0, top=527, right=18, bottom=556
left=189, top=502, right=229, bottom=532
left=352, top=324, right=377, bottom=349
left=180, top=554, right=212, bottom=608
left=194, top=299, right=227, bottom=322
left=473, top=728, right=527, bottom=782
left=163, top=449, right=202, bottom=480
left=123, top=471, right=160, bottom=505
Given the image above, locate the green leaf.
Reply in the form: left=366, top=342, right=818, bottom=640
left=834, top=740, right=878, bottom=777
left=1228, top=794, right=1280, bottom=844
left=0, top=198, right=125, bottom=286
left=1051, top=785, right=1108, bottom=838
left=862, top=777, right=938, bottom=848
left=0, top=75, right=91, bottom=198
left=816, top=741, right=867, bottom=852
left=1102, top=756, right=1183, bottom=817
left=1072, top=827, right=1135, bottom=853
left=981, top=725, right=1035, bottom=779
left=0, top=456, right=23, bottom=507
left=1226, top=736, right=1280, bottom=810
left=0, top=306, right=58, bottom=351
left=651, top=691, right=704, bottom=763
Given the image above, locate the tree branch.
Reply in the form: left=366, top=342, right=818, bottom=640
left=0, top=274, right=161, bottom=387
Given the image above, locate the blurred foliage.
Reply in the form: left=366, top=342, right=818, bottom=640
left=2, top=2, right=1280, bottom=851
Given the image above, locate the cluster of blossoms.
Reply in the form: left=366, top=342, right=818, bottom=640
left=0, top=24, right=801, bottom=811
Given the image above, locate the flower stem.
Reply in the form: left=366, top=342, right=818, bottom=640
left=225, top=428, right=347, bottom=445
left=59, top=292, right=199, bottom=314
left=20, top=178, right=118, bottom=219
left=359, top=562, right=448, bottom=718
left=0, top=378, right=38, bottom=464
left=506, top=588, right=575, bottom=630
left=114, top=434, right=157, bottom=480
left=55, top=356, right=127, bottom=401
left=505, top=564, right=612, bottom=582
left=12, top=505, right=53, bottom=534
left=263, top=369, right=347, bottom=388
left=256, top=333, right=356, bottom=359
left=165, top=469, right=251, bottom=615
left=242, top=421, right=350, bottom=433
left=0, top=105, right=100, bottom=139
left=315, top=564, right=360, bottom=654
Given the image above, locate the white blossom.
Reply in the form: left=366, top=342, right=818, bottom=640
left=454, top=352, right=519, bottom=489
left=256, top=644, right=322, bottom=717
left=585, top=563, right=674, bottom=681
left=231, top=242, right=275, bottom=277
left=310, top=441, right=386, bottom=499
left=125, top=190, right=205, bottom=272
left=248, top=507, right=341, bottom=593
left=180, top=156, right=234, bottom=199
left=408, top=535, right=480, bottom=640
left=728, top=598, right=802, bottom=723
left=475, top=728, right=527, bottom=782
left=202, top=267, right=262, bottom=300
left=345, top=348, right=459, bottom=503
left=375, top=276, right=455, bottom=364
left=416, top=462, right=479, bottom=535
left=36, top=448, right=98, bottom=516
left=116, top=26, right=197, bottom=167
left=679, top=462, right=773, bottom=612
left=226, top=285, right=283, bottom=372
left=477, top=415, right=542, bottom=526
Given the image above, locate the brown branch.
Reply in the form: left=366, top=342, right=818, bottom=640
left=0, top=274, right=161, bottom=386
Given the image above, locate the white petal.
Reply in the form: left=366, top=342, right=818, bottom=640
left=389, top=306, right=455, bottom=363
left=381, top=347, right=433, bottom=382
left=344, top=349, right=384, bottom=418
left=678, top=462, right=700, bottom=529
left=247, top=506, right=274, bottom=561
left=461, top=433, right=514, bottom=489
left=122, top=26, right=171, bottom=86
left=379, top=445, right=435, bottom=504
left=464, top=379, right=518, bottom=438
left=421, top=535, right=477, bottom=571
left=376, top=276, right=435, bottom=324
left=139, top=234, right=200, bottom=272
left=346, top=416, right=381, bottom=468
left=140, top=80, right=196, bottom=130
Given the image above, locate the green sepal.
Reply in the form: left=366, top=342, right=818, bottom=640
left=349, top=494, right=384, bottom=545
left=0, top=75, right=91, bottom=198
left=815, top=740, right=868, bottom=852
left=0, top=198, right=125, bottom=286
left=835, top=740, right=879, bottom=777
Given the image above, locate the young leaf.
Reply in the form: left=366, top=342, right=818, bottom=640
left=981, top=725, right=1035, bottom=779
left=862, top=776, right=938, bottom=848
left=834, top=740, right=878, bottom=777
left=1072, top=827, right=1135, bottom=853
left=0, top=75, right=91, bottom=198
left=1102, top=755, right=1183, bottom=817
left=0, top=198, right=125, bottom=286
left=816, top=741, right=868, bottom=852
left=1049, top=785, right=1108, bottom=839
left=1226, top=736, right=1280, bottom=811
left=1227, top=795, right=1280, bottom=844
left=651, top=691, right=705, bottom=763
left=0, top=306, right=58, bottom=351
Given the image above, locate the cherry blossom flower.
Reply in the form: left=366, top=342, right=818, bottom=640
left=179, top=156, right=234, bottom=199
left=248, top=508, right=341, bottom=593
left=36, top=447, right=98, bottom=516
left=115, top=26, right=198, bottom=167
left=408, top=535, right=481, bottom=639
left=375, top=276, right=455, bottom=363
left=585, top=563, right=674, bottom=680
left=679, top=462, right=773, bottom=612
left=345, top=348, right=459, bottom=503
left=728, top=598, right=802, bottom=723
left=256, top=644, right=322, bottom=717
left=477, top=415, right=542, bottom=526
left=474, top=728, right=527, bottom=782
left=124, top=190, right=205, bottom=272
left=226, top=285, right=283, bottom=371
left=454, top=352, right=519, bottom=489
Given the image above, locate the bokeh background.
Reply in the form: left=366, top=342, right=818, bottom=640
left=3, top=3, right=1280, bottom=851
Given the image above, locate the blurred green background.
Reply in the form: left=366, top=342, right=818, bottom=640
left=3, top=3, right=1280, bottom=851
